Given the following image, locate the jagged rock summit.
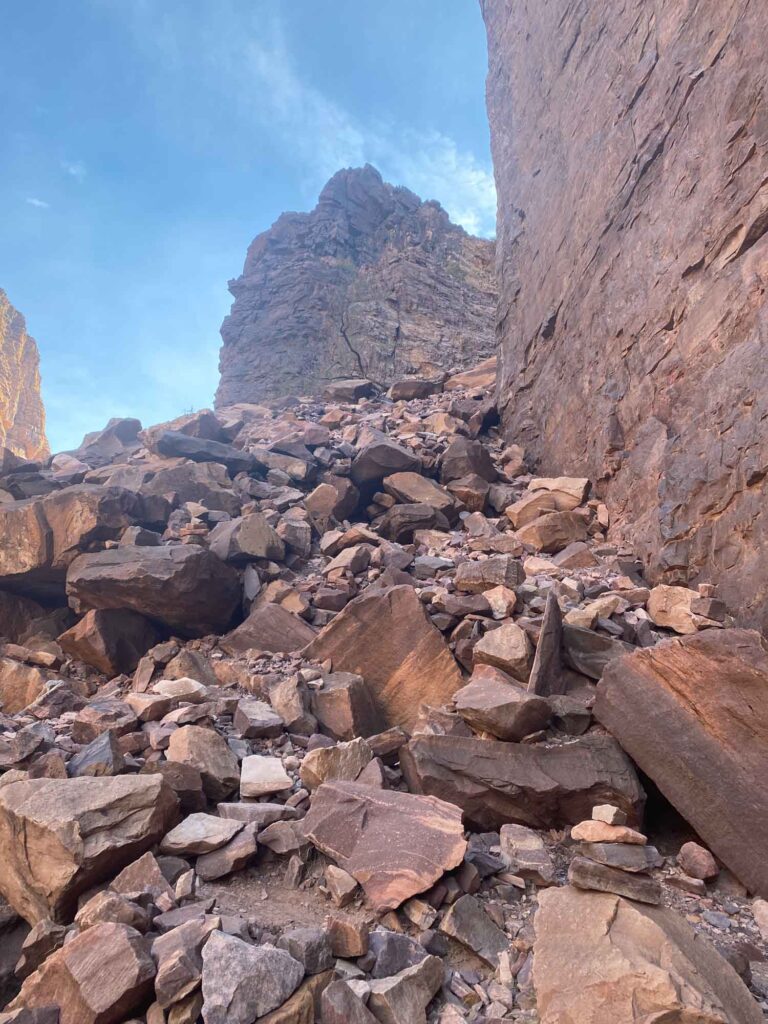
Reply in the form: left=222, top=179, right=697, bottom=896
left=0, top=289, right=49, bottom=462
left=215, top=164, right=496, bottom=406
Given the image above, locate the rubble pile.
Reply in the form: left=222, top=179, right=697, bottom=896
left=0, top=359, right=766, bottom=1023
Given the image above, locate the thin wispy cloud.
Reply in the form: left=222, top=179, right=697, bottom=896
left=122, top=3, right=496, bottom=237
left=62, top=160, right=87, bottom=181
left=25, top=196, right=49, bottom=208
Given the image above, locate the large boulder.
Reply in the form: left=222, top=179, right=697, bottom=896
left=66, top=544, right=241, bottom=637
left=303, top=782, right=466, bottom=912
left=400, top=733, right=645, bottom=831
left=58, top=608, right=160, bottom=676
left=0, top=486, right=139, bottom=600
left=595, top=628, right=768, bottom=897
left=304, top=585, right=464, bottom=731
left=532, top=887, right=762, bottom=1023
left=153, top=430, right=258, bottom=474
left=0, top=775, right=178, bottom=923
left=0, top=591, right=46, bottom=644
left=201, top=932, right=304, bottom=1023
left=350, top=437, right=422, bottom=485
left=7, top=922, right=156, bottom=1024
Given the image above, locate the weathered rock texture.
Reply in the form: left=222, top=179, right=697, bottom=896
left=0, top=289, right=49, bottom=460
left=215, top=165, right=496, bottom=404
left=481, top=0, right=768, bottom=628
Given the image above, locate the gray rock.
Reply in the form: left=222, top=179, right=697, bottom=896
left=201, top=932, right=304, bottom=1023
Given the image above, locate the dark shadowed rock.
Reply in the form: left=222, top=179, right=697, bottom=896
left=66, top=545, right=241, bottom=637
left=454, top=667, right=551, bottom=741
left=303, top=781, right=466, bottom=913
left=528, top=590, right=565, bottom=696
left=208, top=513, right=285, bottom=563
left=220, top=602, right=317, bottom=655
left=58, top=608, right=160, bottom=676
left=153, top=430, right=257, bottom=475
left=401, top=733, right=645, bottom=831
left=595, top=628, right=768, bottom=897
left=351, top=437, right=422, bottom=486
left=304, top=585, right=463, bottom=731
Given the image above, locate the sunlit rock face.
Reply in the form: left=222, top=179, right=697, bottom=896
left=481, top=0, right=768, bottom=628
left=215, top=164, right=497, bottom=406
left=0, top=288, right=49, bottom=461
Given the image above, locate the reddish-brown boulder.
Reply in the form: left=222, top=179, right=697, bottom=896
left=0, top=775, right=177, bottom=924
left=219, top=602, right=317, bottom=655
left=304, top=585, right=463, bottom=731
left=401, top=733, right=644, bottom=831
left=7, top=923, right=155, bottom=1024
left=595, top=628, right=768, bottom=897
left=303, top=781, right=466, bottom=912
left=58, top=608, right=160, bottom=676
left=66, top=544, right=240, bottom=637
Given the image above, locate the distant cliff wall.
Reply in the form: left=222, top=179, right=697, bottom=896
left=215, top=164, right=497, bottom=405
left=0, top=289, right=49, bottom=461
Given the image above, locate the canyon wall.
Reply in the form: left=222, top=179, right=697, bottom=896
left=481, top=0, right=768, bottom=628
left=215, top=164, right=496, bottom=406
left=0, top=289, right=49, bottom=461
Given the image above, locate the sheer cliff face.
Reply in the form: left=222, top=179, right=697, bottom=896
left=215, top=165, right=496, bottom=405
left=481, top=0, right=768, bottom=628
left=0, top=290, right=49, bottom=461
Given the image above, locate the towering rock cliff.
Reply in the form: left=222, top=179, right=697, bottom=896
left=481, top=0, right=768, bottom=628
left=0, top=289, right=49, bottom=461
left=215, top=165, right=496, bottom=406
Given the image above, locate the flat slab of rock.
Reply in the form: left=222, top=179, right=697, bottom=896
left=240, top=754, right=292, bottom=798
left=66, top=544, right=241, bottom=637
left=400, top=733, right=645, bottom=831
left=532, top=886, right=762, bottom=1023
left=7, top=922, right=155, bottom=1024
left=160, top=813, right=242, bottom=855
left=304, top=585, right=463, bottom=731
left=303, top=781, right=466, bottom=912
left=595, top=628, right=768, bottom=897
left=568, top=856, right=661, bottom=904
left=0, top=775, right=177, bottom=924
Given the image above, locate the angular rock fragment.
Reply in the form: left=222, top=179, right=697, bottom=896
left=195, top=823, right=258, bottom=881
left=439, top=894, right=507, bottom=966
left=239, top=755, right=292, bottom=799
left=303, top=782, right=466, bottom=912
left=499, top=824, right=554, bottom=885
left=166, top=725, right=239, bottom=802
left=595, top=628, right=768, bottom=897
left=527, top=590, right=564, bottom=697
left=453, top=555, right=523, bottom=594
left=0, top=775, right=177, bottom=923
left=367, top=956, right=443, bottom=1024
left=310, top=672, right=383, bottom=741
left=304, top=585, right=463, bottom=731
left=160, top=813, right=242, bottom=855
left=219, top=603, right=317, bottom=656
left=0, top=658, right=50, bottom=714
left=453, top=668, right=550, bottom=741
left=58, top=608, right=160, bottom=676
left=7, top=923, right=155, bottom=1024
left=299, top=737, right=372, bottom=790
left=568, top=856, right=661, bottom=904
left=440, top=438, right=496, bottom=483
left=401, top=733, right=644, bottom=831
left=532, top=887, right=762, bottom=1022
left=201, top=932, right=304, bottom=1024
left=472, top=622, right=532, bottom=682
left=208, top=513, right=285, bottom=564
left=515, top=511, right=587, bottom=553
left=153, top=430, right=257, bottom=474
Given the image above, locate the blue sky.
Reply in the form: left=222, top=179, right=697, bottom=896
left=1, top=1, right=494, bottom=452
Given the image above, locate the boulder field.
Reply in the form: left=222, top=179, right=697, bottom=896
left=0, top=361, right=766, bottom=1021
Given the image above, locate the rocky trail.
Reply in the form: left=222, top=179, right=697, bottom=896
left=0, top=357, right=767, bottom=1024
